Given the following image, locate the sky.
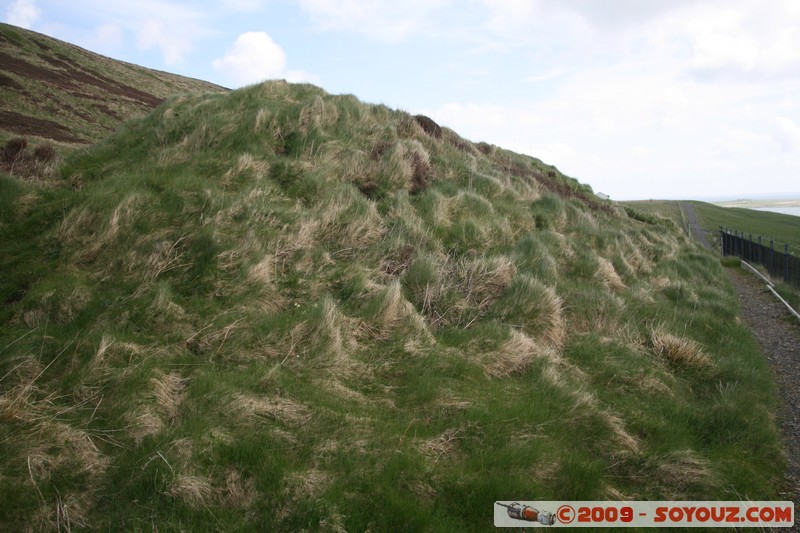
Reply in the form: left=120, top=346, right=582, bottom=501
left=3, top=0, right=800, bottom=200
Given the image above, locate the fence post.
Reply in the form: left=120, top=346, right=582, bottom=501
left=726, top=228, right=730, bottom=256
left=758, top=236, right=762, bottom=265
left=727, top=228, right=731, bottom=256
left=723, top=227, right=728, bottom=255
left=749, top=233, right=753, bottom=261
left=722, top=227, right=726, bottom=255
left=770, top=240, right=775, bottom=276
left=785, top=244, right=790, bottom=283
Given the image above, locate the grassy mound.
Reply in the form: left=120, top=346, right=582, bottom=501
left=0, top=81, right=784, bottom=531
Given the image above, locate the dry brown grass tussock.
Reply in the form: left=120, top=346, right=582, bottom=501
left=168, top=474, right=215, bottom=508
left=567, top=292, right=626, bottom=336
left=312, top=191, right=385, bottom=250
left=654, top=449, right=716, bottom=496
left=150, top=371, right=186, bottom=422
left=283, top=468, right=331, bottom=500
left=484, top=329, right=562, bottom=378
left=435, top=390, right=472, bottom=412
left=185, top=313, right=246, bottom=357
left=29, top=491, right=91, bottom=533
left=526, top=279, right=566, bottom=348
left=649, top=327, right=711, bottom=368
left=296, top=298, right=367, bottom=380
left=223, top=469, right=257, bottom=508
left=457, top=255, right=515, bottom=309
left=596, top=257, right=626, bottom=292
left=85, top=194, right=142, bottom=259
left=126, top=406, right=163, bottom=444
left=417, top=254, right=517, bottom=330
left=370, top=279, right=432, bottom=342
left=91, top=335, right=114, bottom=368
left=223, top=153, right=270, bottom=184
left=632, top=372, right=674, bottom=395
left=599, top=411, right=641, bottom=454
left=149, top=285, right=188, bottom=321
left=419, top=427, right=464, bottom=464
left=18, top=286, right=91, bottom=329
left=231, top=393, right=312, bottom=426
left=299, top=95, right=340, bottom=134
left=623, top=235, right=653, bottom=274
left=318, top=377, right=369, bottom=403
left=509, top=174, right=542, bottom=201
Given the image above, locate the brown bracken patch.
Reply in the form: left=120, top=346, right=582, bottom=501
left=0, top=110, right=89, bottom=143
left=414, top=115, right=442, bottom=139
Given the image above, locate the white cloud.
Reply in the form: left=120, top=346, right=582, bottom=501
left=425, top=102, right=538, bottom=142
left=60, top=0, right=210, bottom=66
left=423, top=54, right=799, bottom=200
left=93, top=23, right=123, bottom=52
left=715, top=128, right=778, bottom=157
left=407, top=0, right=800, bottom=199
left=297, top=0, right=451, bottom=41
left=475, top=1, right=800, bottom=82
left=136, top=18, right=195, bottom=66
left=212, top=32, right=316, bottom=87
left=772, top=117, right=800, bottom=152
left=5, top=0, right=41, bottom=28
left=661, top=1, right=800, bottom=80
left=220, top=0, right=265, bottom=12
left=546, top=0, right=701, bottom=32
left=96, top=23, right=122, bottom=45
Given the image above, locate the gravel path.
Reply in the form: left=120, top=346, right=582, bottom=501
left=680, top=202, right=798, bottom=528
left=678, top=201, right=713, bottom=249
left=727, top=268, right=800, bottom=529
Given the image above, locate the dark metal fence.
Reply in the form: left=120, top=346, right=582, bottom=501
left=720, top=227, right=800, bottom=289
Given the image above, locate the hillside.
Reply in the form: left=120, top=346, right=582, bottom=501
left=0, top=23, right=227, bottom=146
left=0, top=81, right=786, bottom=530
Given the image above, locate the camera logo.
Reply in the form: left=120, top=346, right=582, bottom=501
left=496, top=502, right=556, bottom=526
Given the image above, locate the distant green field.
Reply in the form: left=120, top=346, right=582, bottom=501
left=623, top=200, right=800, bottom=252
left=691, top=202, right=800, bottom=312
left=692, top=201, right=800, bottom=252
left=622, top=199, right=800, bottom=311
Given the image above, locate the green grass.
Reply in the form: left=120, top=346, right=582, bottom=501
left=692, top=201, right=800, bottom=252
left=691, top=201, right=800, bottom=312
left=622, top=200, right=685, bottom=226
left=773, top=284, right=800, bottom=317
left=0, top=81, right=787, bottom=531
left=625, top=199, right=800, bottom=315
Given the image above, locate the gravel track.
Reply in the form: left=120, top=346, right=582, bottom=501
left=727, top=268, right=800, bottom=530
left=681, top=202, right=798, bottom=529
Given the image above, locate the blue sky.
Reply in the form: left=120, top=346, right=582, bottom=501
left=4, top=0, right=800, bottom=200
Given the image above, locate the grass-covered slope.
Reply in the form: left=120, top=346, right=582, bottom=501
left=0, top=81, right=785, bottom=531
left=0, top=23, right=227, bottom=146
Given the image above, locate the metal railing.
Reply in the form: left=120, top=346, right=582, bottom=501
left=720, top=227, right=800, bottom=289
